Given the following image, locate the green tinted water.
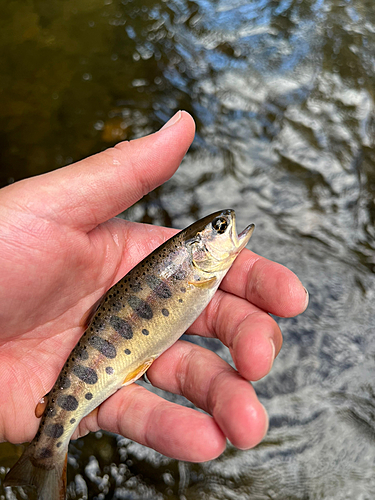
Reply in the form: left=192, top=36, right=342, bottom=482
left=1, top=0, right=375, bottom=498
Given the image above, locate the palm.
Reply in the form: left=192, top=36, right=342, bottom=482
left=0, top=193, right=173, bottom=442
left=0, top=112, right=308, bottom=462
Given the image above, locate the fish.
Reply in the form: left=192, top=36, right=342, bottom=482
left=4, top=209, right=254, bottom=500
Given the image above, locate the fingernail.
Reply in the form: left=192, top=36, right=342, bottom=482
left=303, top=287, right=309, bottom=310
left=268, top=338, right=276, bottom=373
left=160, top=110, right=182, bottom=130
left=269, top=338, right=276, bottom=362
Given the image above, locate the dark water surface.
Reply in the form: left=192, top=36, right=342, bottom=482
left=1, top=0, right=375, bottom=498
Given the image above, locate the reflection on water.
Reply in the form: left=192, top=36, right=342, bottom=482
left=1, top=0, right=375, bottom=498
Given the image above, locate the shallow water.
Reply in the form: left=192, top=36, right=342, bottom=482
left=1, top=0, right=375, bottom=498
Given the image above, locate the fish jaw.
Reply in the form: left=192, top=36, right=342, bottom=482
left=234, top=223, right=255, bottom=252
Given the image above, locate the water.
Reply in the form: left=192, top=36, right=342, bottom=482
left=0, top=0, right=375, bottom=498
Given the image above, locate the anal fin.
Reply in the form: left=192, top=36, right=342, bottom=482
left=122, top=359, right=155, bottom=387
left=188, top=276, right=217, bottom=289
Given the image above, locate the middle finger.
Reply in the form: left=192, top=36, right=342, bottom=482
left=187, top=289, right=283, bottom=381
left=148, top=339, right=269, bottom=450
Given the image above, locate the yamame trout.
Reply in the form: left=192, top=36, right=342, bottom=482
left=5, top=209, right=254, bottom=499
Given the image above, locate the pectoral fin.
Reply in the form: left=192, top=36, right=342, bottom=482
left=188, top=276, right=217, bottom=289
left=122, top=359, right=155, bottom=387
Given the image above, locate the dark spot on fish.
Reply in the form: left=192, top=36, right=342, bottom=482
left=85, top=393, right=93, bottom=400
left=56, top=442, right=62, bottom=448
left=70, top=418, right=76, bottom=424
left=132, top=282, right=142, bottom=292
left=162, top=308, right=169, bottom=317
left=145, top=275, right=172, bottom=299
left=44, top=423, right=64, bottom=439
left=179, top=299, right=183, bottom=303
left=93, top=320, right=106, bottom=331
left=59, top=376, right=71, bottom=389
left=128, top=296, right=153, bottom=319
left=57, top=394, right=79, bottom=411
left=106, top=366, right=114, bottom=375
left=110, top=316, right=133, bottom=339
left=72, top=364, right=98, bottom=385
left=125, top=349, right=131, bottom=355
left=111, top=298, right=123, bottom=312
left=174, top=269, right=187, bottom=280
left=142, top=329, right=149, bottom=336
left=77, top=348, right=89, bottom=361
left=89, top=335, right=117, bottom=359
left=180, top=287, right=186, bottom=293
left=46, top=407, right=57, bottom=418
left=37, top=447, right=53, bottom=459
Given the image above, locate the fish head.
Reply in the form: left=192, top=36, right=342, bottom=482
left=185, top=209, right=254, bottom=273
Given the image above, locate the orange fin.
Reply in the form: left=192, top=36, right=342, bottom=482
left=35, top=396, right=48, bottom=418
left=122, top=359, right=155, bottom=387
left=188, top=276, right=217, bottom=289
left=4, top=445, right=68, bottom=500
left=80, top=294, right=105, bottom=329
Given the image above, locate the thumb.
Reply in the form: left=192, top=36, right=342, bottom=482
left=4, top=111, right=195, bottom=233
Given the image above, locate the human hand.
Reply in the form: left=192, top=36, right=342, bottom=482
left=0, top=111, right=308, bottom=461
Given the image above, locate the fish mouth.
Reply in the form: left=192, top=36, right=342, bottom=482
left=237, top=223, right=255, bottom=250
left=230, top=211, right=255, bottom=252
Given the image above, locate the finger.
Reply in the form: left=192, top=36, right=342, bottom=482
left=4, top=111, right=195, bottom=233
left=148, top=340, right=268, bottom=450
left=221, top=248, right=309, bottom=317
left=97, top=383, right=226, bottom=462
left=188, top=289, right=282, bottom=381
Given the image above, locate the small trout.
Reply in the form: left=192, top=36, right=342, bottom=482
left=5, top=209, right=254, bottom=500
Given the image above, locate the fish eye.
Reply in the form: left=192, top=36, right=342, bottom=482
left=212, top=217, right=228, bottom=234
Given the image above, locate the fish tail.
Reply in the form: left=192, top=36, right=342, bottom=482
left=4, top=445, right=68, bottom=500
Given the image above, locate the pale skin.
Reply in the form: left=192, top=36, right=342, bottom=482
left=0, top=111, right=308, bottom=462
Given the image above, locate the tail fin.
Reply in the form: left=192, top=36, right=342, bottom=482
left=4, top=446, right=67, bottom=500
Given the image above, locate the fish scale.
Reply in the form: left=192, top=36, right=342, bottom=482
left=4, top=209, right=254, bottom=500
